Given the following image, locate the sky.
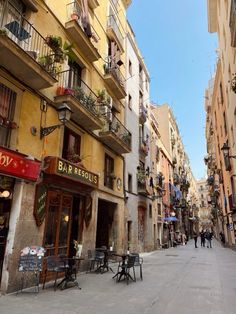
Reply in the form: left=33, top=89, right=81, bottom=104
left=127, top=0, right=217, bottom=180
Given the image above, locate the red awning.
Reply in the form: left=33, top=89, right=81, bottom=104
left=0, top=146, right=41, bottom=182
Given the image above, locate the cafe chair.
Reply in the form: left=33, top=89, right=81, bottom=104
left=43, top=255, right=67, bottom=291
left=116, top=255, right=136, bottom=284
left=87, top=249, right=104, bottom=272
left=130, top=253, right=143, bottom=280
left=124, top=255, right=136, bottom=285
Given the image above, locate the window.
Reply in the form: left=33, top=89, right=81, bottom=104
left=104, top=154, right=114, bottom=189
left=128, top=174, right=132, bottom=193
left=128, top=94, right=132, bottom=110
left=223, top=111, right=227, bottom=135
left=128, top=60, right=132, bottom=76
left=62, top=127, right=81, bottom=162
left=149, top=204, right=152, bottom=218
left=68, top=61, right=82, bottom=88
left=157, top=203, right=161, bottom=215
left=0, top=83, right=16, bottom=147
left=219, top=83, right=224, bottom=104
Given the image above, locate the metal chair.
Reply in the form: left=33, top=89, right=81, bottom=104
left=87, top=249, right=104, bottom=272
left=117, top=255, right=136, bottom=284
left=130, top=253, right=143, bottom=280
left=42, top=255, right=67, bottom=290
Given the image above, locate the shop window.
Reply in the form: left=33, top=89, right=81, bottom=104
left=62, top=127, right=81, bottom=163
left=104, top=154, right=114, bottom=189
left=0, top=83, right=16, bottom=147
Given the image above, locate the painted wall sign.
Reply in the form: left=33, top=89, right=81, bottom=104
left=44, top=157, right=99, bottom=188
left=34, top=184, right=47, bottom=226
left=0, top=146, right=41, bottom=181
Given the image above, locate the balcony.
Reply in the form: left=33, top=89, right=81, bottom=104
left=65, top=1, right=100, bottom=62
left=139, top=105, right=147, bottom=124
left=54, top=70, right=104, bottom=131
left=0, top=1, right=57, bottom=89
left=88, top=0, right=99, bottom=9
left=103, top=63, right=126, bottom=99
left=230, top=0, right=236, bottom=46
left=99, top=113, right=131, bottom=154
left=137, top=170, right=147, bottom=195
left=207, top=0, right=217, bottom=33
left=139, top=140, right=148, bottom=159
left=229, top=194, right=236, bottom=211
left=106, top=15, right=124, bottom=52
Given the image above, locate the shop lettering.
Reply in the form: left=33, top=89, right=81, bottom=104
left=57, top=160, right=98, bottom=185
left=0, top=152, right=13, bottom=167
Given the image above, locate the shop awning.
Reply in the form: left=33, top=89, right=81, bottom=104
left=0, top=146, right=41, bottom=182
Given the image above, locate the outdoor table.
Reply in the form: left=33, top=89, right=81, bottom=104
left=57, top=256, right=84, bottom=290
left=95, top=248, right=115, bottom=273
left=112, top=253, right=132, bottom=282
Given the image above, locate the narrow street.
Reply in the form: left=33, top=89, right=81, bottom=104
left=1, top=240, right=236, bottom=314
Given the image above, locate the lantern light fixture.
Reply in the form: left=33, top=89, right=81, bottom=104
left=40, top=103, right=72, bottom=139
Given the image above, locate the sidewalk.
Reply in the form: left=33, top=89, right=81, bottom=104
left=1, top=240, right=236, bottom=314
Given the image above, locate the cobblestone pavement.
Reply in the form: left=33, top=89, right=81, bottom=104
left=1, top=240, right=236, bottom=314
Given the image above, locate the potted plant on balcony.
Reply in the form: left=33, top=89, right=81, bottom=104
left=97, top=89, right=106, bottom=103
left=230, top=73, right=236, bottom=93
left=0, top=28, right=7, bottom=35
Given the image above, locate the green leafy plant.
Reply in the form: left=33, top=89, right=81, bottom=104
left=74, top=86, right=85, bottom=103
left=0, top=28, right=7, bottom=35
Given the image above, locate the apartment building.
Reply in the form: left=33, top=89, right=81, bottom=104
left=207, top=0, right=236, bottom=247
left=0, top=0, right=132, bottom=293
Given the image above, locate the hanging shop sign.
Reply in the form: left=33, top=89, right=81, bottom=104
left=44, top=157, right=99, bottom=188
left=0, top=146, right=41, bottom=182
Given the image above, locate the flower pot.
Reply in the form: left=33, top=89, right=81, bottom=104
left=64, top=88, right=74, bottom=95
left=71, top=12, right=79, bottom=20
left=56, top=86, right=65, bottom=96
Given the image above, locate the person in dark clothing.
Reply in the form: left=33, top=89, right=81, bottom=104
left=200, top=230, right=206, bottom=247
left=205, top=230, right=213, bottom=248
left=193, top=232, right=198, bottom=248
left=219, top=231, right=225, bottom=245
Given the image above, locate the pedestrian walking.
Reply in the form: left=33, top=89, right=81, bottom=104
left=200, top=230, right=206, bottom=247
left=205, top=230, right=213, bottom=248
left=193, top=232, right=198, bottom=248
left=219, top=231, right=225, bottom=246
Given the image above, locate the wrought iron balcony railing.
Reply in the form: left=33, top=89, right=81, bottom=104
left=66, top=1, right=100, bottom=49
left=0, top=0, right=56, bottom=77
left=104, top=63, right=125, bottom=89
left=56, top=69, right=101, bottom=117
left=107, top=14, right=123, bottom=47
left=102, top=112, right=131, bottom=149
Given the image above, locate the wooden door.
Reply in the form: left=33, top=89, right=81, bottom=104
left=44, top=191, right=73, bottom=257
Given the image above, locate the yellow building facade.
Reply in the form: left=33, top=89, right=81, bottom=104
left=0, top=0, right=132, bottom=293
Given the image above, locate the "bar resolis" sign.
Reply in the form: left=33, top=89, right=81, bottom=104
left=44, top=157, right=99, bottom=187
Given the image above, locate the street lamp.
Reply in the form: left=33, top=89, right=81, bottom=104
left=221, top=143, right=236, bottom=171
left=40, top=103, right=72, bottom=139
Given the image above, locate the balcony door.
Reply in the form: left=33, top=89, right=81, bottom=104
left=44, top=191, right=73, bottom=257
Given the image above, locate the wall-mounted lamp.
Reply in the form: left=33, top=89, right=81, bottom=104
left=221, top=143, right=236, bottom=171
left=40, top=103, right=72, bottom=139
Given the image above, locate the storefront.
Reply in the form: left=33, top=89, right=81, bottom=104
left=0, top=146, right=41, bottom=290
left=41, top=156, right=99, bottom=263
